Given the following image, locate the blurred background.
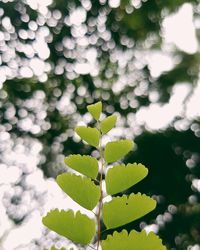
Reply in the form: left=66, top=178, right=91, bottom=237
left=0, top=0, right=200, bottom=249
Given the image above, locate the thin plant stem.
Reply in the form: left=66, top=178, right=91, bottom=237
left=92, top=211, right=98, bottom=217
left=97, top=123, right=104, bottom=250
left=89, top=245, right=97, bottom=250
left=100, top=228, right=109, bottom=235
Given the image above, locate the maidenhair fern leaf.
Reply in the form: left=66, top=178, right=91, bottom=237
left=75, top=126, right=100, bottom=148
left=43, top=102, right=167, bottom=250
left=87, top=101, right=102, bottom=120
left=106, top=163, right=148, bottom=195
left=104, top=140, right=134, bottom=163
left=44, top=247, right=78, bottom=250
left=56, top=173, right=100, bottom=210
left=102, top=229, right=166, bottom=250
left=43, top=247, right=66, bottom=250
left=100, top=115, right=117, bottom=134
left=102, top=193, right=156, bottom=229
left=42, top=209, right=96, bottom=245
left=64, top=154, right=98, bottom=179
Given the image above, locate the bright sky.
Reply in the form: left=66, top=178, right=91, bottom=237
left=137, top=3, right=199, bottom=131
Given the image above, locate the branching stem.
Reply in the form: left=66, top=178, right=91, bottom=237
left=97, top=123, right=104, bottom=250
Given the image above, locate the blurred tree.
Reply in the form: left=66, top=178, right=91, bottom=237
left=0, top=0, right=200, bottom=249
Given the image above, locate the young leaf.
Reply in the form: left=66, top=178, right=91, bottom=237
left=87, top=101, right=102, bottom=120
left=75, top=126, right=100, bottom=148
left=104, top=140, right=134, bottom=163
left=102, top=229, right=166, bottom=250
left=42, top=209, right=96, bottom=245
left=64, top=154, right=98, bottom=179
left=57, top=173, right=101, bottom=210
left=106, top=163, right=148, bottom=195
left=102, top=193, right=156, bottom=229
left=100, top=115, right=117, bottom=134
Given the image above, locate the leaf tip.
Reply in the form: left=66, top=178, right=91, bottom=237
left=87, top=101, right=102, bottom=120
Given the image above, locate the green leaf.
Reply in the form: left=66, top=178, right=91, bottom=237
left=42, top=209, right=96, bottom=245
left=100, top=115, right=117, bottom=134
left=106, top=163, right=148, bottom=195
left=104, top=140, right=134, bottom=163
left=102, top=229, right=166, bottom=250
left=64, top=154, right=98, bottom=179
left=75, top=126, right=100, bottom=148
left=87, top=101, right=102, bottom=120
left=102, top=193, right=156, bottom=229
left=57, top=173, right=100, bottom=210
left=43, top=247, right=66, bottom=250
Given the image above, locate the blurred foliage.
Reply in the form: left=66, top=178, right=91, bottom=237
left=0, top=0, right=200, bottom=249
